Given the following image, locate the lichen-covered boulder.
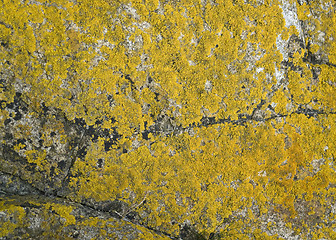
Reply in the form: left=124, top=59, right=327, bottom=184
left=1, top=0, right=336, bottom=239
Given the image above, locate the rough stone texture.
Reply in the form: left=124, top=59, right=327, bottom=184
left=0, top=195, right=168, bottom=240
left=1, top=0, right=336, bottom=239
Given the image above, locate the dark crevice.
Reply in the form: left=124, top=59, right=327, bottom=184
left=0, top=170, right=176, bottom=239
left=0, top=21, right=14, bottom=30
left=139, top=106, right=336, bottom=143
left=0, top=170, right=45, bottom=196
left=60, top=128, right=87, bottom=191
left=60, top=115, right=119, bottom=188
left=179, top=224, right=206, bottom=240
left=303, top=50, right=336, bottom=68
left=281, top=60, right=304, bottom=72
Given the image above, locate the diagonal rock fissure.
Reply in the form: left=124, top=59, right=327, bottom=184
left=143, top=106, right=336, bottom=138
left=0, top=169, right=176, bottom=239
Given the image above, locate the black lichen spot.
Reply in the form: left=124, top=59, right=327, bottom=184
left=41, top=102, right=48, bottom=113
left=74, top=117, right=86, bottom=128
left=77, top=147, right=87, bottom=159
left=50, top=132, right=56, bottom=137
left=50, top=166, right=55, bottom=176
left=13, top=139, right=27, bottom=150
left=154, top=92, right=160, bottom=102
left=15, top=92, right=22, bottom=98
left=0, top=41, right=8, bottom=48
left=110, top=117, right=116, bottom=124
left=201, top=117, right=216, bottom=126
left=111, top=129, right=121, bottom=142
left=20, top=202, right=41, bottom=209
left=4, top=118, right=11, bottom=125
left=57, top=160, right=67, bottom=170
left=13, top=111, right=22, bottom=120
left=97, top=158, right=104, bottom=168
left=86, top=125, right=95, bottom=137
left=142, top=131, right=149, bottom=140
left=16, top=138, right=26, bottom=145
left=107, top=94, right=114, bottom=107
left=257, top=99, right=265, bottom=109
left=94, top=119, right=103, bottom=125
left=104, top=139, right=114, bottom=151
left=25, top=162, right=37, bottom=171
left=21, top=105, right=28, bottom=112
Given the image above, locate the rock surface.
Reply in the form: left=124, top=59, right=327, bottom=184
left=1, top=0, right=336, bottom=239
